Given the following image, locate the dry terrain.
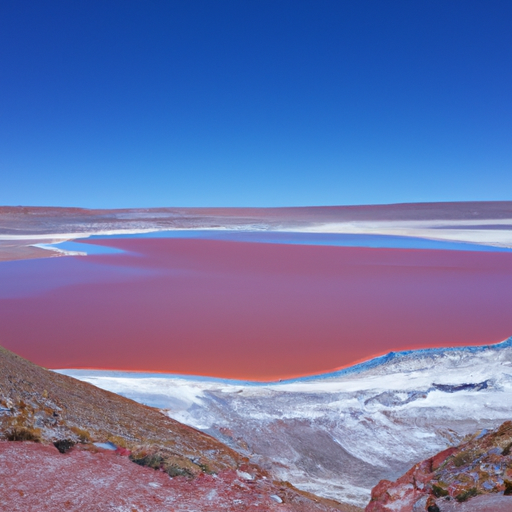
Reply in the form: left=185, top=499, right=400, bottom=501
left=0, top=345, right=358, bottom=512
left=366, top=421, right=512, bottom=511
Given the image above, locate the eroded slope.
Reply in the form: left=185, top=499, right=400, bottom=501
left=0, top=345, right=357, bottom=511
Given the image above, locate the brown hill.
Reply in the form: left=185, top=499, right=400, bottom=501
left=366, top=421, right=512, bottom=512
left=0, top=344, right=243, bottom=475
left=0, top=344, right=358, bottom=511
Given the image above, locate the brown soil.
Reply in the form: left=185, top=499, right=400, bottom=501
left=0, top=344, right=244, bottom=475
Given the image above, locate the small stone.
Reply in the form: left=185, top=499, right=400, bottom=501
left=236, top=470, right=253, bottom=481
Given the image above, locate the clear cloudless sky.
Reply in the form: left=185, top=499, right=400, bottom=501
left=0, top=0, right=511, bottom=208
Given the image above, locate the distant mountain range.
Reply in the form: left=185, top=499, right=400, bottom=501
left=62, top=337, right=512, bottom=508
left=2, top=201, right=512, bottom=262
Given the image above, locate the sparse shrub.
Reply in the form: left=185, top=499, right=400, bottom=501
left=130, top=453, right=163, bottom=470
left=452, top=450, right=478, bottom=468
left=129, top=451, right=197, bottom=478
left=70, top=426, right=91, bottom=443
left=164, top=454, right=201, bottom=477
left=197, top=462, right=214, bottom=475
left=455, top=487, right=478, bottom=502
left=5, top=426, right=41, bottom=442
left=431, top=483, right=449, bottom=497
left=107, top=435, right=129, bottom=448
left=164, top=464, right=193, bottom=478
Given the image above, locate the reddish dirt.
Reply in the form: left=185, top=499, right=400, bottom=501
left=0, top=441, right=347, bottom=512
left=0, top=241, right=56, bottom=262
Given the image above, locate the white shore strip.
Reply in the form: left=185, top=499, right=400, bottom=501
left=1, top=219, right=512, bottom=248
left=32, top=243, right=87, bottom=257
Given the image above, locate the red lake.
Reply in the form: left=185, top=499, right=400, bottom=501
left=2, top=236, right=512, bottom=380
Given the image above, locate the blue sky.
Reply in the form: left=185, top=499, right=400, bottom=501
left=1, top=1, right=511, bottom=208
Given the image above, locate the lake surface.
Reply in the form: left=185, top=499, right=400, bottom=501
left=2, top=232, right=512, bottom=380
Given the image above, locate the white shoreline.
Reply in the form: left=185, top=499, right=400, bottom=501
left=31, top=243, right=87, bottom=257
left=2, top=218, right=512, bottom=250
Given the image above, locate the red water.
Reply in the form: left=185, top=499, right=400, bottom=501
left=2, top=238, right=512, bottom=380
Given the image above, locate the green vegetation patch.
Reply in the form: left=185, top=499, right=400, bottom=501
left=455, top=487, right=479, bottom=503
left=431, top=483, right=449, bottom=497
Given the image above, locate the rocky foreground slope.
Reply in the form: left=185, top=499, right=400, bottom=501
left=0, top=441, right=345, bottom=512
left=366, top=421, right=512, bottom=511
left=0, top=345, right=357, bottom=512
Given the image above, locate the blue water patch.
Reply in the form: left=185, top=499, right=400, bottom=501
left=45, top=240, right=125, bottom=255
left=93, top=442, right=117, bottom=450
left=89, top=230, right=512, bottom=252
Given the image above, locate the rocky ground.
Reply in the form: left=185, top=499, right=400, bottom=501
left=0, top=345, right=357, bottom=511
left=366, top=421, right=512, bottom=511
